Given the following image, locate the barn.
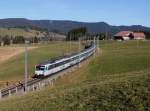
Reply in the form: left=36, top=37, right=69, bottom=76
left=114, top=31, right=134, bottom=40
left=133, top=32, right=145, bottom=40
left=114, top=31, right=145, bottom=40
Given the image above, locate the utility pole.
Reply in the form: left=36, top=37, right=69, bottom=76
left=70, top=34, right=72, bottom=53
left=24, top=40, right=29, bottom=92
left=78, top=37, right=81, bottom=68
left=136, top=39, right=139, bottom=48
left=97, top=35, right=100, bottom=53
left=105, top=32, right=108, bottom=40
left=94, top=36, right=96, bottom=58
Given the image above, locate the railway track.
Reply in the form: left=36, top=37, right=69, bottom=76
left=0, top=78, right=39, bottom=98
left=0, top=70, right=63, bottom=98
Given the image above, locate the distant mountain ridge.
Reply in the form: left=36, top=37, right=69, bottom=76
left=0, top=18, right=150, bottom=34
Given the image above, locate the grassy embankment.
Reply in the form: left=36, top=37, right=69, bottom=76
left=0, top=41, right=150, bottom=111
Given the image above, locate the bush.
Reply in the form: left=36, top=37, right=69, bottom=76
left=2, top=35, right=10, bottom=45
left=60, top=79, right=150, bottom=111
left=13, top=36, right=25, bottom=44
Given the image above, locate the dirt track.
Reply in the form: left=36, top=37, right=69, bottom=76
left=0, top=47, right=36, bottom=64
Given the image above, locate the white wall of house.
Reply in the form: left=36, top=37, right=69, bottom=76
left=134, top=37, right=145, bottom=40
left=123, top=36, right=130, bottom=40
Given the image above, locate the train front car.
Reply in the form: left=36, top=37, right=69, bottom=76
left=34, top=64, right=46, bottom=78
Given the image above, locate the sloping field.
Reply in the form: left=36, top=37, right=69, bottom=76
left=0, top=46, right=37, bottom=87
left=0, top=47, right=36, bottom=65
left=0, top=41, right=150, bottom=111
left=0, top=28, right=44, bottom=38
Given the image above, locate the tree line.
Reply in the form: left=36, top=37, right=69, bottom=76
left=66, top=27, right=87, bottom=41
left=66, top=27, right=112, bottom=41
left=0, top=35, right=39, bottom=46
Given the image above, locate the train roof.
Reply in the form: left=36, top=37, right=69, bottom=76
left=38, top=55, right=70, bottom=66
left=37, top=44, right=95, bottom=66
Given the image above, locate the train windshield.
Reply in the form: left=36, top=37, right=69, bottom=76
left=36, top=65, right=45, bottom=71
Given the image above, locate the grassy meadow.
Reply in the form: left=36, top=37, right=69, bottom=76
left=0, top=40, right=149, bottom=111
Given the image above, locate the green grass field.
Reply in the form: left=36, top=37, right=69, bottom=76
left=0, top=41, right=149, bottom=111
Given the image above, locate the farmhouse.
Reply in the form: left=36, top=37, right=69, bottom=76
left=114, top=31, right=134, bottom=40
left=114, top=31, right=145, bottom=40
left=133, top=32, right=145, bottom=40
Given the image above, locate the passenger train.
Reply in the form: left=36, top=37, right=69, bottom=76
left=34, top=43, right=96, bottom=78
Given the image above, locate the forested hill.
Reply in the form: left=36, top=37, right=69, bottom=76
left=0, top=18, right=150, bottom=34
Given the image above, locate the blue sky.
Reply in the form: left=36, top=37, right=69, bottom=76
left=0, top=0, right=150, bottom=26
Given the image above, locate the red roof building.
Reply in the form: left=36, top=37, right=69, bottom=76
left=114, top=31, right=134, bottom=40
left=134, top=32, right=145, bottom=40
left=114, top=31, right=145, bottom=40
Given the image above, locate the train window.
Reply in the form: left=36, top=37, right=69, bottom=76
left=48, top=65, right=51, bottom=70
left=66, top=59, right=71, bottom=63
left=48, top=58, right=75, bottom=69
left=54, top=59, right=71, bottom=67
left=54, top=63, right=59, bottom=67
left=48, top=64, right=55, bottom=70
left=36, top=66, right=45, bottom=71
left=73, top=56, right=79, bottom=60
